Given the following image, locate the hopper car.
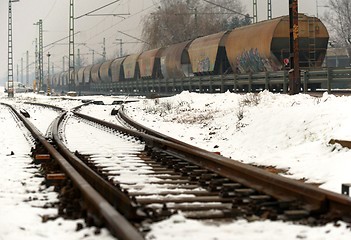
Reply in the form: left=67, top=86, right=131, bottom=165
left=51, top=14, right=329, bottom=94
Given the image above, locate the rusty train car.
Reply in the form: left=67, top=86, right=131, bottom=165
left=52, top=14, right=329, bottom=92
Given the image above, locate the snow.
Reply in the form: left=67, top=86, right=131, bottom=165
left=1, top=87, right=351, bottom=239
left=0, top=90, right=116, bottom=240
left=122, top=91, right=351, bottom=193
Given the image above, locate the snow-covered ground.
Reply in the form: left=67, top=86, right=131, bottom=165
left=122, top=91, right=351, bottom=194
left=1, top=87, right=351, bottom=239
left=0, top=89, right=116, bottom=240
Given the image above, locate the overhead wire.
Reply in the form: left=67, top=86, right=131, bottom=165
left=43, top=0, right=58, bottom=20
left=83, top=3, right=157, bottom=45
left=202, top=0, right=252, bottom=18
left=49, top=1, right=158, bottom=65
left=75, top=0, right=121, bottom=20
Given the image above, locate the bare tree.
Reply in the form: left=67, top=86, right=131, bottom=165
left=324, top=0, right=351, bottom=46
left=141, top=0, right=249, bottom=50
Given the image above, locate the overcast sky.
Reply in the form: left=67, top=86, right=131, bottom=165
left=0, top=0, right=328, bottom=84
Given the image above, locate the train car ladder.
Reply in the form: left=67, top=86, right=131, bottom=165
left=308, top=17, right=317, bottom=67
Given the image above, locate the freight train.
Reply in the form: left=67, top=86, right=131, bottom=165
left=50, top=14, right=329, bottom=93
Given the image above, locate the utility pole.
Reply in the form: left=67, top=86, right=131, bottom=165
left=16, top=64, right=19, bottom=82
left=194, top=7, right=198, bottom=31
left=268, top=0, right=272, bottom=20
left=91, top=50, right=95, bottom=64
left=253, top=0, right=257, bottom=23
left=26, top=50, right=29, bottom=86
left=116, top=38, right=123, bottom=57
left=34, top=20, right=44, bottom=92
left=35, top=38, right=39, bottom=92
left=102, top=38, right=106, bottom=61
left=8, top=0, right=19, bottom=97
left=21, top=57, right=23, bottom=83
left=39, top=20, right=44, bottom=92
left=77, top=48, right=81, bottom=68
left=289, top=0, right=301, bottom=94
left=69, top=0, right=75, bottom=91
left=47, top=52, right=51, bottom=95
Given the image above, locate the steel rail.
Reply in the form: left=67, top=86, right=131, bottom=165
left=2, top=103, right=144, bottom=240
left=23, top=101, right=65, bottom=112
left=17, top=101, right=143, bottom=220
left=23, top=100, right=93, bottom=112
left=329, top=139, right=351, bottom=149
left=53, top=112, right=146, bottom=221
left=117, top=105, right=194, bottom=147
left=84, top=107, right=351, bottom=221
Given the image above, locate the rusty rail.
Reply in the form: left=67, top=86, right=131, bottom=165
left=1, top=103, right=144, bottom=240
left=20, top=101, right=351, bottom=223
left=117, top=105, right=192, bottom=147
left=115, top=106, right=351, bottom=221
left=329, top=139, right=351, bottom=149
left=53, top=112, right=146, bottom=221
left=24, top=100, right=92, bottom=112
left=24, top=101, right=65, bottom=111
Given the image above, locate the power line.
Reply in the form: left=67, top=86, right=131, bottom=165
left=80, top=3, right=157, bottom=45
left=75, top=0, right=121, bottom=20
left=44, top=31, right=81, bottom=49
left=76, top=6, right=157, bottom=62
left=83, top=13, right=130, bottom=19
left=43, top=0, right=58, bottom=20
left=118, top=30, right=150, bottom=45
left=202, top=0, right=252, bottom=18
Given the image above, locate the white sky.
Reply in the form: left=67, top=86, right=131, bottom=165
left=0, top=0, right=328, bottom=83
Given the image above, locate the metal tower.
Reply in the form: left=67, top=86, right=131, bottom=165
left=268, top=0, right=272, bottom=20
left=21, top=57, right=23, bottom=83
left=102, top=38, right=106, bottom=61
left=35, top=38, right=39, bottom=92
left=253, top=0, right=257, bottom=23
left=69, top=0, right=75, bottom=91
left=26, top=50, right=29, bottom=86
left=38, top=19, right=44, bottom=92
left=47, top=52, right=51, bottom=95
left=7, top=0, right=18, bottom=97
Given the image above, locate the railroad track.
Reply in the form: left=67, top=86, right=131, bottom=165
left=7, top=101, right=351, bottom=238
left=71, top=105, right=351, bottom=223
left=2, top=102, right=143, bottom=240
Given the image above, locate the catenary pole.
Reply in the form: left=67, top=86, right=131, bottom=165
left=69, top=0, right=75, bottom=91
left=7, top=0, right=20, bottom=97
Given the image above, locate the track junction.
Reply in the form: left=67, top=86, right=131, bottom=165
left=1, top=98, right=351, bottom=239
